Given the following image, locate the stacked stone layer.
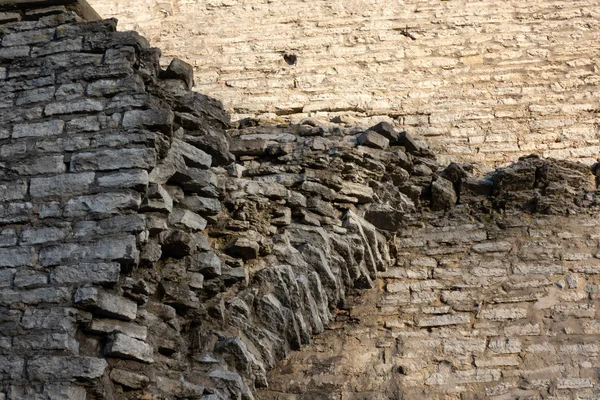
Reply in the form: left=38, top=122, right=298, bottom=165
left=89, top=0, right=600, bottom=168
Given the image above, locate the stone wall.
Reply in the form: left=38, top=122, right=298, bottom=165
left=87, top=0, right=600, bottom=168
left=2, top=2, right=600, bottom=400
left=260, top=211, right=600, bottom=399
left=0, top=3, right=400, bottom=399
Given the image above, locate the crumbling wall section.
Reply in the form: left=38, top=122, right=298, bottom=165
left=0, top=4, right=401, bottom=399
left=2, top=3, right=600, bottom=400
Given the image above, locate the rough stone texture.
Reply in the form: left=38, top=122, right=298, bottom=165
left=90, top=0, right=600, bottom=168
left=259, top=212, right=600, bottom=400
left=2, top=2, right=600, bottom=400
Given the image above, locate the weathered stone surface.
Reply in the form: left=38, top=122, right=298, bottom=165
left=110, top=368, right=150, bottom=389
left=122, top=109, right=174, bottom=132
left=6, top=5, right=600, bottom=400
left=164, top=58, right=194, bottom=89
left=105, top=332, right=154, bottom=363
left=226, top=238, right=259, bottom=260
left=168, top=208, right=207, bottom=231
left=70, top=148, right=156, bottom=172
left=97, top=169, right=149, bottom=190
left=45, top=99, right=105, bottom=116
left=63, top=191, right=141, bottom=217
left=89, top=318, right=147, bottom=340
left=0, top=247, right=35, bottom=267
left=30, top=173, right=95, bottom=198
left=357, top=130, right=389, bottom=149
left=27, top=356, right=107, bottom=382
left=431, top=176, right=457, bottom=210
left=12, top=120, right=64, bottom=138
left=51, top=263, right=120, bottom=285
left=74, top=287, right=137, bottom=321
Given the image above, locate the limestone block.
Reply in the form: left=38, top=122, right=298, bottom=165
left=97, top=169, right=149, bottom=190
left=39, top=235, right=138, bottom=266
left=70, top=148, right=156, bottom=172
left=105, top=333, right=154, bottom=363
left=30, top=172, right=95, bottom=197
left=168, top=209, right=207, bottom=231
left=357, top=130, right=389, bottom=150
left=12, top=120, right=64, bottom=138
left=44, top=98, right=105, bottom=116
left=63, top=191, right=142, bottom=217
left=27, top=356, right=107, bottom=382
left=74, top=287, right=137, bottom=321
left=0, top=246, right=35, bottom=267
left=110, top=368, right=150, bottom=389
left=50, top=263, right=121, bottom=285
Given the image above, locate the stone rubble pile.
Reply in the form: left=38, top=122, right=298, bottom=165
left=0, top=3, right=599, bottom=400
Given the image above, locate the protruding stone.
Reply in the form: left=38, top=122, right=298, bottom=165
left=73, top=287, right=137, bottom=321
left=357, top=130, right=389, bottom=149
left=164, top=58, right=194, bottom=89
left=105, top=333, right=154, bottom=363
left=431, top=177, right=457, bottom=211
left=226, top=238, right=259, bottom=260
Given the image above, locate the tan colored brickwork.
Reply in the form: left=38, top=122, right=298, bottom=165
left=88, top=0, right=600, bottom=168
left=258, top=213, right=600, bottom=399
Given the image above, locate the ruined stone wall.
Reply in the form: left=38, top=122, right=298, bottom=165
left=2, top=2, right=600, bottom=400
left=260, top=212, right=600, bottom=399
left=0, top=4, right=398, bottom=399
left=87, top=0, right=600, bottom=168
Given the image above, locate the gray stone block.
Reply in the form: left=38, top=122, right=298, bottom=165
left=357, top=130, right=389, bottom=149
left=20, top=227, right=68, bottom=245
left=89, top=318, right=147, bottom=340
left=27, top=356, right=107, bottom=382
left=39, top=235, right=139, bottom=266
left=74, top=287, right=137, bottom=321
left=168, top=209, right=207, bottom=231
left=104, top=333, right=153, bottom=363
left=97, top=169, right=148, bottom=190
left=70, top=148, right=156, bottom=172
left=51, top=262, right=120, bottom=285
left=0, top=181, right=28, bottom=202
left=44, top=98, right=105, bottom=116
left=13, top=332, right=78, bottom=354
left=2, top=27, right=55, bottom=46
left=21, top=307, right=81, bottom=333
left=0, top=246, right=35, bottom=267
left=73, top=214, right=146, bottom=238
left=63, top=191, right=142, bottom=217
left=122, top=109, right=174, bottom=132
left=0, top=356, right=24, bottom=380
left=10, top=155, right=66, bottom=176
left=30, top=172, right=94, bottom=197
left=110, top=368, right=150, bottom=389
left=12, top=120, right=64, bottom=138
left=180, top=195, right=221, bottom=216
left=14, top=270, right=48, bottom=289
left=171, top=138, right=212, bottom=169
